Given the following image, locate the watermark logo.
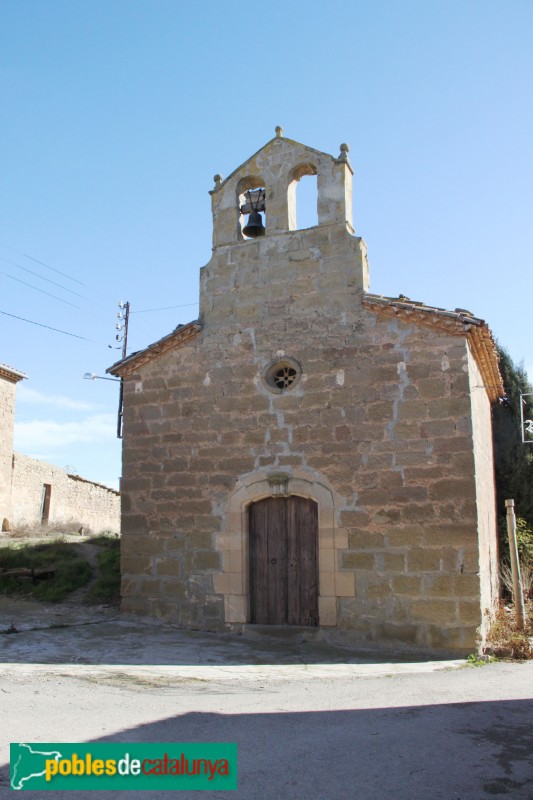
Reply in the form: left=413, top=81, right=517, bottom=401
left=10, top=743, right=237, bottom=791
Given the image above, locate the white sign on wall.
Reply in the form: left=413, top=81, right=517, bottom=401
left=520, top=392, right=533, bottom=444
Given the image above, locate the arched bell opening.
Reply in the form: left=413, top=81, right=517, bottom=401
left=287, top=163, right=318, bottom=231
left=237, top=176, right=267, bottom=240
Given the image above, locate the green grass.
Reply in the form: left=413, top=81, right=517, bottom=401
left=87, top=536, right=121, bottom=605
left=0, top=540, right=92, bottom=603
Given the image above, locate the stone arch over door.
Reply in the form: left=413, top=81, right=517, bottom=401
left=213, top=468, right=349, bottom=628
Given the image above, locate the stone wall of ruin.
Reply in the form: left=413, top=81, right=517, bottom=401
left=11, top=453, right=120, bottom=533
left=0, top=377, right=17, bottom=528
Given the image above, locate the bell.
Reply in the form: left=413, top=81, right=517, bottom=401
left=242, top=210, right=265, bottom=238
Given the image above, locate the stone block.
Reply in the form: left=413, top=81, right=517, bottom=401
left=397, top=400, right=429, bottom=420
left=150, top=600, right=178, bottom=622
left=224, top=594, right=247, bottom=623
left=383, top=552, right=405, bottom=572
left=121, top=555, right=153, bottom=576
left=318, top=596, right=337, bottom=626
left=339, top=510, right=371, bottom=528
left=458, top=600, right=482, bottom=625
left=159, top=579, right=187, bottom=601
left=392, top=575, right=422, bottom=595
left=416, top=379, right=449, bottom=399
left=422, top=575, right=455, bottom=596
left=429, top=479, right=475, bottom=501
left=122, top=514, right=149, bottom=536
left=377, top=622, right=419, bottom=644
left=341, top=552, right=375, bottom=570
left=155, top=558, right=182, bottom=578
left=347, top=531, right=385, bottom=549
left=319, top=548, right=335, bottom=572
left=407, top=548, right=442, bottom=572
left=384, top=527, right=422, bottom=547
left=335, top=571, right=355, bottom=597
left=319, top=571, right=335, bottom=596
left=411, top=600, right=457, bottom=624
left=367, top=576, right=391, bottom=599
left=121, top=535, right=165, bottom=558
left=455, top=573, right=481, bottom=596
left=193, top=551, right=221, bottom=571
left=121, top=596, right=150, bottom=616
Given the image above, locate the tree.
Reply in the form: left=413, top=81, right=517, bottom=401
left=492, top=346, right=533, bottom=559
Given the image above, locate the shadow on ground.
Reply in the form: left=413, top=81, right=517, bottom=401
left=1, top=699, right=532, bottom=799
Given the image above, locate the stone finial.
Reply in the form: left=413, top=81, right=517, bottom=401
left=275, top=125, right=283, bottom=138
left=338, top=143, right=350, bottom=162
left=213, top=174, right=223, bottom=189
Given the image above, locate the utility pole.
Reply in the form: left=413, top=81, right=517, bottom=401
left=116, top=301, right=130, bottom=438
left=505, top=499, right=526, bottom=631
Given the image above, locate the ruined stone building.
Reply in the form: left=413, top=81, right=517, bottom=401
left=0, top=363, right=120, bottom=533
left=109, top=130, right=504, bottom=653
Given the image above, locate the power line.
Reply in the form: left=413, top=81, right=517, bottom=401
left=0, top=255, right=85, bottom=298
left=0, top=240, right=119, bottom=305
left=0, top=241, right=194, bottom=338
left=131, top=303, right=198, bottom=313
left=2, top=273, right=81, bottom=309
left=0, top=241, right=84, bottom=285
left=0, top=308, right=113, bottom=347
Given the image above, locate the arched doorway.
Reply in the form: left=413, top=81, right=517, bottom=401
left=248, top=496, right=318, bottom=626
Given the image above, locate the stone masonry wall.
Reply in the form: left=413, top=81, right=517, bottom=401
left=0, top=377, right=17, bottom=527
left=119, top=229, right=493, bottom=653
left=11, top=453, right=120, bottom=533
left=467, top=343, right=499, bottom=640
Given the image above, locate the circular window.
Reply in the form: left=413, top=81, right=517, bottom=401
left=263, top=358, right=302, bottom=394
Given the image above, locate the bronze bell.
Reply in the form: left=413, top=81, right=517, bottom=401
left=242, top=210, right=265, bottom=238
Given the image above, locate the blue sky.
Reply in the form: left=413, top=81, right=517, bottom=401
left=1, top=0, right=532, bottom=488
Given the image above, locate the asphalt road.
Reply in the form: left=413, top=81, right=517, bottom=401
left=1, top=649, right=532, bottom=799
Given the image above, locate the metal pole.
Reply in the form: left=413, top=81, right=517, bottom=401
left=505, top=499, right=526, bottom=631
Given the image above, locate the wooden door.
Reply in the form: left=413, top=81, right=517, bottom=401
left=249, top=496, right=318, bottom=626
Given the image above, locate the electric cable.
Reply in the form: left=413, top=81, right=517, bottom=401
left=0, top=255, right=85, bottom=298
left=0, top=308, right=113, bottom=347
left=2, top=273, right=81, bottom=309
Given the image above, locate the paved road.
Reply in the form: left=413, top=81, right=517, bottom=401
left=0, top=605, right=532, bottom=799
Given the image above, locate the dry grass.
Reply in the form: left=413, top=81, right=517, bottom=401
left=500, top=560, right=533, bottom=602
left=485, top=602, right=533, bottom=660
left=2, top=522, right=90, bottom=540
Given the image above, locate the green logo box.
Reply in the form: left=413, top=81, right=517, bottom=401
left=10, top=742, right=238, bottom=791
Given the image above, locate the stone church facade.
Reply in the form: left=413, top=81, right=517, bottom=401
left=109, top=131, right=503, bottom=653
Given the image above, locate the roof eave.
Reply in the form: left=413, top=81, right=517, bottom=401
left=107, top=321, right=202, bottom=377
left=362, top=294, right=504, bottom=402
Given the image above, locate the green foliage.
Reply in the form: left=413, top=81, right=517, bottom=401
left=466, top=653, right=497, bottom=666
left=87, top=536, right=121, bottom=605
left=0, top=541, right=92, bottom=602
left=493, top=347, right=533, bottom=551
left=516, top=518, right=533, bottom=564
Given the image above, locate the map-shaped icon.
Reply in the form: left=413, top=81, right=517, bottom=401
left=10, top=743, right=63, bottom=790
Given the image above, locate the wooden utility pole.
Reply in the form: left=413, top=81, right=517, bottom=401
left=117, top=301, right=129, bottom=439
left=505, top=499, right=526, bottom=630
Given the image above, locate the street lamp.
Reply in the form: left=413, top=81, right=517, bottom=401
left=83, top=372, right=120, bottom=383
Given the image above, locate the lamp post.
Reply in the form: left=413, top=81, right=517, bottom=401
left=83, top=373, right=120, bottom=382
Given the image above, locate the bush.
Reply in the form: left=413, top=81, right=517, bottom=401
left=0, top=541, right=92, bottom=602
left=87, top=536, right=121, bottom=605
